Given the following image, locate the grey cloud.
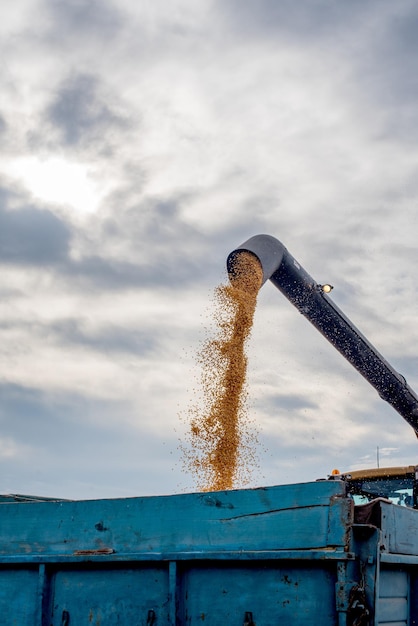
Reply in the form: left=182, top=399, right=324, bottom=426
left=0, top=383, right=63, bottom=445
left=218, top=0, right=367, bottom=42
left=0, top=194, right=71, bottom=265
left=255, top=393, right=318, bottom=414
left=0, top=187, right=202, bottom=289
left=49, top=318, right=158, bottom=355
left=44, top=73, right=131, bottom=148
left=0, top=286, right=23, bottom=299
left=389, top=10, right=418, bottom=61
left=0, top=381, right=178, bottom=498
left=102, top=191, right=275, bottom=263
left=63, top=252, right=200, bottom=291
left=368, top=10, right=418, bottom=97
left=0, top=190, right=205, bottom=290
left=44, top=0, right=123, bottom=43
left=0, top=382, right=128, bottom=453
left=218, top=0, right=418, bottom=141
left=71, top=198, right=222, bottom=290
left=349, top=10, right=418, bottom=141
left=67, top=226, right=271, bottom=292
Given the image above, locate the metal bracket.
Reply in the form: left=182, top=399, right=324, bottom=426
left=347, top=585, right=370, bottom=626
left=244, top=611, right=255, bottom=625
left=61, top=610, right=70, bottom=625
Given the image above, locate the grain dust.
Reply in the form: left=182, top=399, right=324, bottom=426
left=183, top=251, right=263, bottom=491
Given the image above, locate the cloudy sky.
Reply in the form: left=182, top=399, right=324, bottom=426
left=1, top=0, right=418, bottom=500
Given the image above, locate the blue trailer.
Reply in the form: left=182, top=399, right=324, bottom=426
left=0, top=479, right=417, bottom=625
left=2, top=234, right=418, bottom=624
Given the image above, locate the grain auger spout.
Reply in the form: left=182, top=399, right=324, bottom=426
left=227, top=234, right=418, bottom=437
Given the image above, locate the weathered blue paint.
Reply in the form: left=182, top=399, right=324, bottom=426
left=0, top=480, right=417, bottom=625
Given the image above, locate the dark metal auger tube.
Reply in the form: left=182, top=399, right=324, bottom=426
left=227, top=234, right=418, bottom=437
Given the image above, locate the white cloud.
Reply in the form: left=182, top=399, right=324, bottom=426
left=1, top=0, right=418, bottom=498
left=3, top=156, right=108, bottom=214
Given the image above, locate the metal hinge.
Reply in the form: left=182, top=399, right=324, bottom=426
left=347, top=585, right=370, bottom=626
left=336, top=581, right=370, bottom=625
left=244, top=611, right=255, bottom=625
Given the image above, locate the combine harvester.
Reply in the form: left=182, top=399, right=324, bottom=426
left=2, top=234, right=418, bottom=625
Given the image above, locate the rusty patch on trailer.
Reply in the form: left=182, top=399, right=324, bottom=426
left=73, top=547, right=115, bottom=556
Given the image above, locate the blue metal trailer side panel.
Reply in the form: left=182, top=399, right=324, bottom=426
left=0, top=481, right=351, bottom=559
left=378, top=569, right=409, bottom=625
left=0, top=481, right=417, bottom=625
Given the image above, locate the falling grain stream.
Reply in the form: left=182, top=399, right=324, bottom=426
left=184, top=252, right=263, bottom=491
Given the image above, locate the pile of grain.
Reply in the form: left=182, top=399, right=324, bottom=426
left=183, top=251, right=263, bottom=491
